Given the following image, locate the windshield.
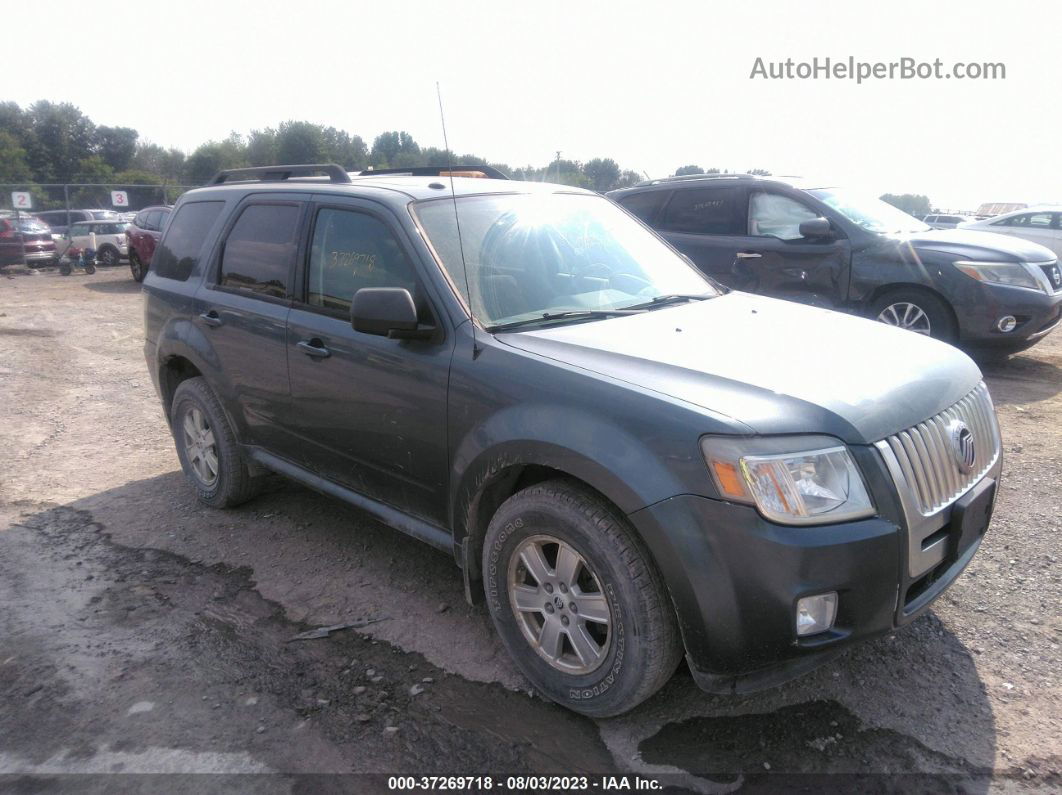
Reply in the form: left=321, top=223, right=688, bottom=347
left=413, top=192, right=717, bottom=329
left=810, top=189, right=930, bottom=234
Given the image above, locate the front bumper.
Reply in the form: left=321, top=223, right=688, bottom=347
left=627, top=455, right=999, bottom=694
left=957, top=280, right=1062, bottom=349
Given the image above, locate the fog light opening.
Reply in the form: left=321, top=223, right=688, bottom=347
left=997, top=315, right=1017, bottom=333
left=796, top=592, right=838, bottom=637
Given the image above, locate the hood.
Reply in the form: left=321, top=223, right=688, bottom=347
left=883, top=228, right=1056, bottom=263
left=498, top=292, right=983, bottom=444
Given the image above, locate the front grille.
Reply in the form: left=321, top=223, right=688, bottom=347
left=878, top=382, right=1000, bottom=516
left=1041, top=261, right=1062, bottom=292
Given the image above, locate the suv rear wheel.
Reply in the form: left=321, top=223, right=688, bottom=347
left=871, top=288, right=956, bottom=342
left=171, top=377, right=261, bottom=508
left=483, top=479, right=682, bottom=717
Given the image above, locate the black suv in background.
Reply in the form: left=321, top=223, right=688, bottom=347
left=144, top=164, right=1002, bottom=717
left=609, top=175, right=1062, bottom=353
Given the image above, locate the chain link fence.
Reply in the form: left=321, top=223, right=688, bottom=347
left=1, top=182, right=197, bottom=215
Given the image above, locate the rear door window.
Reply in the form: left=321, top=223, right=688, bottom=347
left=617, top=191, right=670, bottom=225
left=659, top=187, right=745, bottom=235
left=153, top=201, right=225, bottom=281
left=219, top=204, right=301, bottom=298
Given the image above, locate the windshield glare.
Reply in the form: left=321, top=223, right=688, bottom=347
left=810, top=188, right=929, bottom=234
left=414, top=193, right=716, bottom=328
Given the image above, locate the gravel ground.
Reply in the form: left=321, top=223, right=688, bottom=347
left=1, top=266, right=1059, bottom=792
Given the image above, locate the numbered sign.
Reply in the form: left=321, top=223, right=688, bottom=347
left=11, top=191, right=32, bottom=210
left=111, top=191, right=129, bottom=208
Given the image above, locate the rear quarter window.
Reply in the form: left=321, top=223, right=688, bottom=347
left=153, top=201, right=225, bottom=281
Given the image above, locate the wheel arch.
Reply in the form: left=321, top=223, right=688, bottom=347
left=866, top=282, right=960, bottom=332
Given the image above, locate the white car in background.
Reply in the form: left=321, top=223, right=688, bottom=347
left=962, top=207, right=1062, bottom=259
left=53, top=220, right=130, bottom=266
left=922, top=213, right=972, bottom=230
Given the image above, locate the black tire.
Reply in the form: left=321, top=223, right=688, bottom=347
left=59, top=261, right=71, bottom=276
left=84, top=262, right=96, bottom=274
left=129, top=250, right=146, bottom=282
left=870, top=288, right=957, bottom=343
left=483, top=479, right=682, bottom=717
left=97, top=245, right=119, bottom=267
left=170, top=377, right=261, bottom=508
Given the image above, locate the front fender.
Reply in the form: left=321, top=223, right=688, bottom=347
left=450, top=403, right=692, bottom=543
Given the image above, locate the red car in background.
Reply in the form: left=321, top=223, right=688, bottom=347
left=0, top=213, right=57, bottom=268
left=126, top=205, right=171, bottom=282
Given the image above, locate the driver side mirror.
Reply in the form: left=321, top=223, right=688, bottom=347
left=351, top=287, right=430, bottom=340
left=799, top=217, right=833, bottom=239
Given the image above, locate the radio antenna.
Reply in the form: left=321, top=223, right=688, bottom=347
left=436, top=82, right=479, bottom=356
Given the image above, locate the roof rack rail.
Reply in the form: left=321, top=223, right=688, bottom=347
left=209, top=163, right=352, bottom=185
left=354, top=165, right=509, bottom=180
left=636, top=173, right=759, bottom=187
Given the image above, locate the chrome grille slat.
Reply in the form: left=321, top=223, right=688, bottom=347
left=877, top=382, right=1000, bottom=516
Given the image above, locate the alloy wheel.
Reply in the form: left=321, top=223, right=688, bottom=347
left=182, top=406, right=219, bottom=486
left=508, top=534, right=612, bottom=675
left=877, top=301, right=932, bottom=335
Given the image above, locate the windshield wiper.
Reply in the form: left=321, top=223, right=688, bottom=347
left=486, top=308, right=646, bottom=333
left=622, top=293, right=714, bottom=311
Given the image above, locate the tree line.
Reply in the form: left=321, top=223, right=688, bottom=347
left=1, top=101, right=931, bottom=213
left=0, top=101, right=654, bottom=199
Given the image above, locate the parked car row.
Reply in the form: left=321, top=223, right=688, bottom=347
left=0, top=205, right=175, bottom=280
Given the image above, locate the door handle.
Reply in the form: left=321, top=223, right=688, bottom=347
left=735, top=252, right=763, bottom=259
left=199, top=310, right=222, bottom=327
left=297, top=339, right=331, bottom=358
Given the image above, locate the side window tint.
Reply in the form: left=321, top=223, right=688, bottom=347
left=219, top=204, right=300, bottom=298
left=307, top=208, right=417, bottom=313
left=618, top=191, right=670, bottom=225
left=144, top=211, right=161, bottom=231
left=660, top=188, right=744, bottom=235
left=1027, top=213, right=1052, bottom=227
left=153, top=201, right=225, bottom=281
left=749, top=192, right=820, bottom=240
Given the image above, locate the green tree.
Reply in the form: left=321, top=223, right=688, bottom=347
left=95, top=126, right=139, bottom=172
left=582, top=158, right=621, bottom=191
left=0, top=130, right=33, bottom=183
left=276, top=121, right=326, bottom=164
left=113, top=169, right=164, bottom=207
left=370, top=131, right=420, bottom=168
left=747, top=168, right=771, bottom=176
left=880, top=193, right=931, bottom=217
left=674, top=164, right=704, bottom=176
left=24, top=101, right=96, bottom=181
left=185, top=134, right=247, bottom=184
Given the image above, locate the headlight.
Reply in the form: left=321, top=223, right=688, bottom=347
left=953, top=260, right=1043, bottom=292
left=701, top=436, right=875, bottom=525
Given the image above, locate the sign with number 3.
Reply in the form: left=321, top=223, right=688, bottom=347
left=111, top=191, right=129, bottom=208
left=11, top=191, right=32, bottom=210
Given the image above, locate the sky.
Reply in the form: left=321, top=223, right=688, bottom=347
left=7, top=0, right=1060, bottom=211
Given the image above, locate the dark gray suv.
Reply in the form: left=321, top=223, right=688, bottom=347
left=144, top=164, right=1002, bottom=716
left=609, top=175, right=1062, bottom=353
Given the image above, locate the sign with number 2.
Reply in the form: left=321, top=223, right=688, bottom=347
left=11, top=192, right=32, bottom=210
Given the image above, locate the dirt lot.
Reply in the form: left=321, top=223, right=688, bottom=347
left=1, top=266, right=1059, bottom=792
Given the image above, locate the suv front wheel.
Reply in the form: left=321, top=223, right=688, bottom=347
left=483, top=479, right=682, bottom=717
left=171, top=377, right=261, bottom=508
